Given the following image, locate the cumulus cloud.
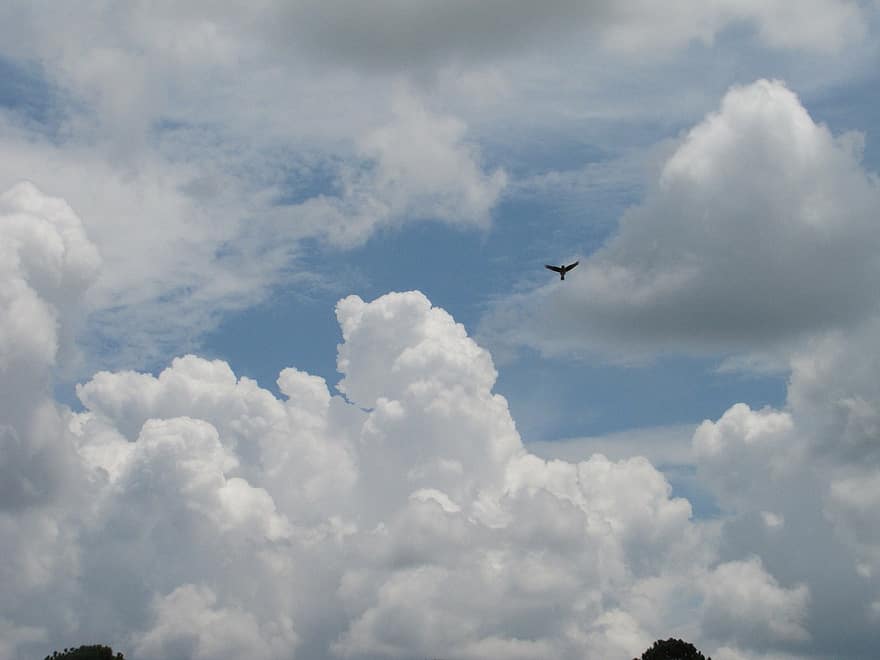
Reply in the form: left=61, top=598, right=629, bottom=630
left=132, top=585, right=298, bottom=660
left=0, top=181, right=100, bottom=375
left=0, top=7, right=878, bottom=659
left=781, top=321, right=880, bottom=585
left=0, top=207, right=717, bottom=659
left=689, top=319, right=880, bottom=657
left=1, top=194, right=880, bottom=659
left=0, top=125, right=306, bottom=368
left=4, top=168, right=880, bottom=660
left=694, top=403, right=797, bottom=510
left=0, top=182, right=99, bottom=512
left=483, top=79, right=880, bottom=362
left=702, top=557, right=810, bottom=645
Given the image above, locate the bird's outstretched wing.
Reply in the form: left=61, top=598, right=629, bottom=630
left=562, top=261, right=579, bottom=273
left=545, top=265, right=564, bottom=273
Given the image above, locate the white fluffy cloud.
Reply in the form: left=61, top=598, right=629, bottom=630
left=0, top=6, right=878, bottom=658
left=483, top=79, right=880, bottom=363
left=0, top=182, right=99, bottom=513
left=0, top=181, right=100, bottom=374
left=0, top=204, right=709, bottom=658
left=2, top=186, right=880, bottom=659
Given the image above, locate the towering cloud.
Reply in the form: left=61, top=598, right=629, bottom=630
left=0, top=186, right=706, bottom=658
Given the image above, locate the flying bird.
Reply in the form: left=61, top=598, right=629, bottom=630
left=545, top=261, right=579, bottom=280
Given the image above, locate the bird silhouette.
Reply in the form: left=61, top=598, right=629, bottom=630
left=545, top=261, right=579, bottom=280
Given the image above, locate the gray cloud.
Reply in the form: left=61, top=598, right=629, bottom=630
left=0, top=3, right=873, bottom=372
left=212, top=0, right=868, bottom=71
left=483, top=79, right=880, bottom=363
left=3, top=2, right=865, bottom=79
left=691, top=321, right=880, bottom=657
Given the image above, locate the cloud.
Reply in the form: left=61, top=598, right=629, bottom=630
left=0, top=618, right=46, bottom=660
left=0, top=216, right=717, bottom=658
left=229, top=0, right=869, bottom=71
left=132, top=585, right=298, bottom=660
left=0, top=74, right=503, bottom=369
left=0, top=1, right=872, bottom=374
left=694, top=403, right=796, bottom=510
left=482, top=79, right=880, bottom=362
left=0, top=181, right=100, bottom=375
left=0, top=128, right=304, bottom=369
left=1, top=197, right=880, bottom=659
left=737, top=0, right=867, bottom=52
left=1, top=2, right=864, bottom=86
left=0, top=2, right=507, bottom=371
left=712, top=645, right=805, bottom=660
left=598, top=0, right=866, bottom=54
left=0, top=9, right=878, bottom=660
left=826, top=471, right=880, bottom=577
left=702, top=557, right=810, bottom=645
left=0, top=182, right=99, bottom=511
left=690, top=319, right=880, bottom=657
left=288, top=91, right=506, bottom=247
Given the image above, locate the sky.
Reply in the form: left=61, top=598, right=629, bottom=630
left=2, top=2, right=880, bottom=659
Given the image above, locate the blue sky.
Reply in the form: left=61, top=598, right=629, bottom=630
left=3, top=3, right=880, bottom=659
left=203, top=201, right=789, bottom=442
left=193, top=49, right=880, bottom=445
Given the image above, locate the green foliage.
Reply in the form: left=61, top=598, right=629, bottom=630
left=44, top=644, right=124, bottom=660
left=635, top=637, right=711, bottom=660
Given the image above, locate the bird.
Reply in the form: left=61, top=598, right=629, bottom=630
left=545, top=261, right=579, bottom=280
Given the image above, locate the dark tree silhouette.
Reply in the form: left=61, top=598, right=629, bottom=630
left=635, top=637, right=711, bottom=660
left=45, top=644, right=124, bottom=660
